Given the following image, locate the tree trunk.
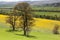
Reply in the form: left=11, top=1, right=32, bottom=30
left=12, top=17, right=16, bottom=31
left=23, top=21, right=27, bottom=36
left=12, top=20, right=15, bottom=31
left=12, top=25, right=15, bottom=31
left=24, top=28, right=27, bottom=36
left=23, top=12, right=28, bottom=36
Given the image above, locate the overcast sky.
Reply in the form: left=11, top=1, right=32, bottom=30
left=0, top=0, right=41, bottom=2
left=0, top=0, right=60, bottom=2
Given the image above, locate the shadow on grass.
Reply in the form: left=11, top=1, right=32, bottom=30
left=26, top=35, right=37, bottom=38
left=6, top=29, right=23, bottom=32
left=15, top=34, right=37, bottom=38
left=6, top=30, right=19, bottom=32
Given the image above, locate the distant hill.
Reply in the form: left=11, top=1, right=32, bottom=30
left=44, top=3, right=60, bottom=7
left=0, top=2, right=17, bottom=8
left=0, top=1, right=60, bottom=8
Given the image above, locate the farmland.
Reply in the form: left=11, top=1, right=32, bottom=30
left=0, top=6, right=60, bottom=40
left=33, top=12, right=60, bottom=17
left=0, top=7, right=60, bottom=29
left=32, top=7, right=60, bottom=16
left=0, top=7, right=60, bottom=16
left=0, top=15, right=60, bottom=28
left=0, top=14, right=60, bottom=40
left=32, top=7, right=60, bottom=11
left=0, top=14, right=60, bottom=31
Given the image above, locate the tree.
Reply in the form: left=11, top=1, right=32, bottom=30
left=14, top=2, right=34, bottom=36
left=53, top=24, right=59, bottom=34
left=6, top=11, right=18, bottom=31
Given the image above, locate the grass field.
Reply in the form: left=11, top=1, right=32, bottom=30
left=0, top=14, right=60, bottom=40
left=0, top=28, right=60, bottom=40
left=32, top=7, right=60, bottom=17
left=33, top=12, right=60, bottom=17
left=32, top=7, right=60, bottom=11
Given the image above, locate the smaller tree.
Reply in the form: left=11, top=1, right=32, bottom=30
left=6, top=12, right=18, bottom=31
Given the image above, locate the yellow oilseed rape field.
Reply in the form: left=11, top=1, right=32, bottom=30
left=34, top=18, right=60, bottom=30
left=0, top=14, right=8, bottom=22
left=0, top=14, right=60, bottom=30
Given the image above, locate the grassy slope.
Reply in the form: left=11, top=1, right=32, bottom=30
left=0, top=28, right=60, bottom=40
left=0, top=14, right=60, bottom=40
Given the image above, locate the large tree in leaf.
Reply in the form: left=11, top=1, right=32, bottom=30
left=14, top=2, right=34, bottom=36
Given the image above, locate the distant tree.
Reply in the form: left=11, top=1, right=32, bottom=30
left=14, top=2, right=34, bottom=36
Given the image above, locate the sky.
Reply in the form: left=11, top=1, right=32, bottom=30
left=0, top=0, right=43, bottom=2
left=0, top=0, right=60, bottom=2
